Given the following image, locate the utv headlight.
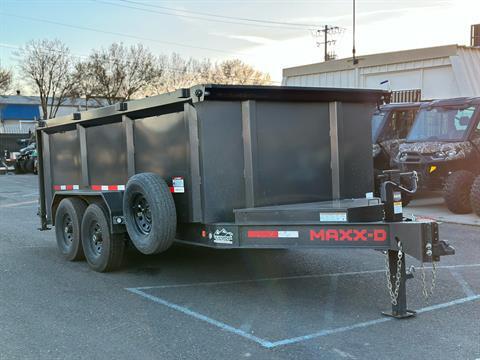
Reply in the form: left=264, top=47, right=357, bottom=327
left=432, top=151, right=446, bottom=160
left=372, top=144, right=381, bottom=157
left=446, top=149, right=458, bottom=158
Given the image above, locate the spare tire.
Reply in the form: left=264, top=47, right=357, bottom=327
left=443, top=170, right=474, bottom=214
left=123, top=173, right=176, bottom=254
left=470, top=175, right=480, bottom=216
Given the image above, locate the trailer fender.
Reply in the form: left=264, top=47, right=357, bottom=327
left=51, top=191, right=126, bottom=234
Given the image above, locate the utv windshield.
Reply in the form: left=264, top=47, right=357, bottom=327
left=407, top=106, right=477, bottom=142
left=371, top=111, right=386, bottom=140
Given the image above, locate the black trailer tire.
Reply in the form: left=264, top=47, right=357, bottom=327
left=81, top=203, right=125, bottom=272
left=55, top=197, right=87, bottom=261
left=25, top=158, right=34, bottom=173
left=443, top=170, right=474, bottom=214
left=123, top=173, right=176, bottom=255
left=470, top=176, right=480, bottom=216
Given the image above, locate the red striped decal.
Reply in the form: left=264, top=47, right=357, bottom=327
left=53, top=185, right=79, bottom=191
left=247, top=230, right=279, bottom=238
left=91, top=185, right=126, bottom=191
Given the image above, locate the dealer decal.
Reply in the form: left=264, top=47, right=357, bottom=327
left=310, top=228, right=387, bottom=242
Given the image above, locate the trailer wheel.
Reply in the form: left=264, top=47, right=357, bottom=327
left=443, top=170, right=474, bottom=214
left=470, top=175, right=480, bottom=216
left=123, top=173, right=176, bottom=255
left=55, top=197, right=87, bottom=261
left=81, top=203, right=125, bottom=272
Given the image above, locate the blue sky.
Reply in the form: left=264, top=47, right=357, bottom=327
left=1, top=0, right=479, bottom=84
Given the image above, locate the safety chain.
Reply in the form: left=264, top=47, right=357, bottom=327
left=385, top=240, right=403, bottom=306
left=420, top=260, right=437, bottom=301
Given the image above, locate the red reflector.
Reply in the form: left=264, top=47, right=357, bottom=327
left=201, top=230, right=207, bottom=238
left=247, top=230, right=278, bottom=238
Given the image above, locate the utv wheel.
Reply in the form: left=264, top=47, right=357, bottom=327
left=470, top=176, right=480, bottom=216
left=443, top=171, right=474, bottom=214
left=123, top=173, right=176, bottom=255
left=14, top=162, right=23, bottom=174
left=55, top=198, right=87, bottom=261
left=25, top=158, right=35, bottom=173
left=81, top=203, right=125, bottom=272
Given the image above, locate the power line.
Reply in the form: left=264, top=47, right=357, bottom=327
left=93, top=0, right=319, bottom=31
left=114, top=0, right=329, bottom=29
left=0, top=12, right=246, bottom=56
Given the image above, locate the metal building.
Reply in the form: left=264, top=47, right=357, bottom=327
left=282, top=45, right=480, bottom=101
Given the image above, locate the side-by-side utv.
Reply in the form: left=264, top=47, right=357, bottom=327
left=396, top=97, right=480, bottom=214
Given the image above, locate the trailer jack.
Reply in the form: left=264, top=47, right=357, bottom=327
left=382, top=246, right=416, bottom=319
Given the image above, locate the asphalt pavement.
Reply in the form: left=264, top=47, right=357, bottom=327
left=0, top=174, right=479, bottom=360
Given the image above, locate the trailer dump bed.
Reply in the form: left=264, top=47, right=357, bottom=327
left=37, top=84, right=454, bottom=317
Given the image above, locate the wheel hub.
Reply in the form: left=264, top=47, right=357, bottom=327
left=90, top=222, right=103, bottom=255
left=132, top=195, right=152, bottom=235
left=62, top=215, right=74, bottom=244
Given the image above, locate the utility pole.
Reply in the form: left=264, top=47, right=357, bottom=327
left=313, top=25, right=342, bottom=62
left=352, top=0, right=358, bottom=64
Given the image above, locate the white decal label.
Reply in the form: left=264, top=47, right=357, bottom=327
left=394, top=201, right=403, bottom=214
left=213, top=228, right=233, bottom=244
left=278, top=231, right=299, bottom=238
left=320, top=212, right=347, bottom=222
left=172, top=177, right=185, bottom=193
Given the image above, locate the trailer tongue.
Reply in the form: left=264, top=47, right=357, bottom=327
left=37, top=84, right=454, bottom=318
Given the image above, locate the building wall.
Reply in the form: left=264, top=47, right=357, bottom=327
left=283, top=47, right=480, bottom=101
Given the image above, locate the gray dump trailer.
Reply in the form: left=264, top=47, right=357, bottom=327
left=37, top=85, right=454, bottom=317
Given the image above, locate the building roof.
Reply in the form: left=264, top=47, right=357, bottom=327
left=0, top=95, right=108, bottom=107
left=0, top=95, right=40, bottom=106
left=283, top=44, right=479, bottom=77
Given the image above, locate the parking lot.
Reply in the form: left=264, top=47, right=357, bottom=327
left=0, top=174, right=479, bottom=360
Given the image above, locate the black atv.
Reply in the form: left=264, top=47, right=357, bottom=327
left=396, top=97, right=480, bottom=214
left=14, top=140, right=37, bottom=174
left=372, top=102, right=420, bottom=205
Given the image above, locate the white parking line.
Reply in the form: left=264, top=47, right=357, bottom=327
left=132, top=263, right=480, bottom=290
left=0, top=200, right=37, bottom=208
left=449, top=269, right=476, bottom=297
left=126, top=286, right=480, bottom=349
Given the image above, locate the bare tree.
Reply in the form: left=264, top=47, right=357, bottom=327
left=212, top=59, right=272, bottom=85
left=147, top=55, right=272, bottom=95
left=76, top=43, right=160, bottom=104
left=18, top=39, right=77, bottom=119
left=0, top=67, right=12, bottom=94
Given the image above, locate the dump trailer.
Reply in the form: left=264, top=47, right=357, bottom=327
left=37, top=85, right=454, bottom=318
